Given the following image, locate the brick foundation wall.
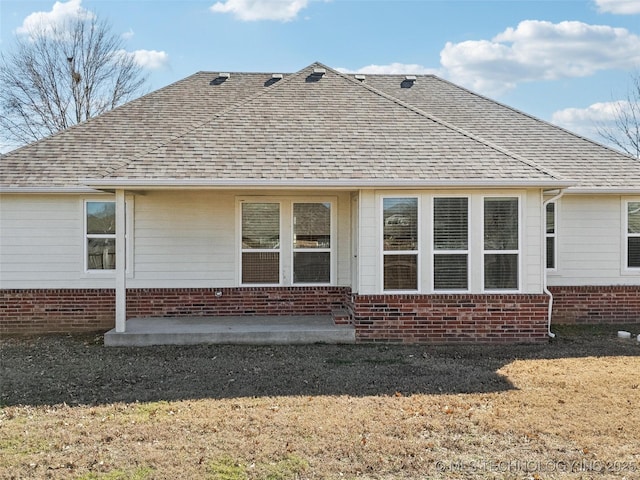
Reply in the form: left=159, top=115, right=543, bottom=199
left=0, top=289, right=115, bottom=334
left=550, top=286, right=640, bottom=324
left=350, top=294, right=550, bottom=344
left=127, top=287, right=350, bottom=318
left=5, top=286, right=638, bottom=338
left=0, top=287, right=350, bottom=334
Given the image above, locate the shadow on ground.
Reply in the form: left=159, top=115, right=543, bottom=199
left=1, top=325, right=638, bottom=407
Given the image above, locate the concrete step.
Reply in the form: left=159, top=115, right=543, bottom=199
left=104, top=315, right=356, bottom=346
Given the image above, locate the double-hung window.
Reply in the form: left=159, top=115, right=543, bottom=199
left=293, top=203, right=331, bottom=284
left=483, top=197, right=520, bottom=290
left=86, top=201, right=116, bottom=270
left=382, top=197, right=419, bottom=291
left=433, top=197, right=469, bottom=290
left=546, top=202, right=556, bottom=270
left=241, top=203, right=281, bottom=284
left=626, top=201, right=640, bottom=269
left=240, top=200, right=333, bottom=285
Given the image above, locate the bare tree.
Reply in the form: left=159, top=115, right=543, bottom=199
left=597, top=73, right=640, bottom=159
left=0, top=15, right=147, bottom=147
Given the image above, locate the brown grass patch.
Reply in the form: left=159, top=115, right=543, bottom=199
left=1, top=326, right=639, bottom=479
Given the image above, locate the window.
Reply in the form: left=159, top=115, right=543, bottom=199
left=293, top=203, right=331, bottom=283
left=626, top=201, right=640, bottom=268
left=433, top=197, right=468, bottom=290
left=86, top=201, right=116, bottom=270
left=546, top=202, right=556, bottom=270
left=241, top=203, right=280, bottom=284
left=383, top=197, right=418, bottom=290
left=483, top=197, right=519, bottom=290
left=240, top=199, right=335, bottom=285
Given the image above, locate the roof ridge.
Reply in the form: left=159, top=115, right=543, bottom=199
left=96, top=66, right=312, bottom=179
left=326, top=65, right=567, bottom=181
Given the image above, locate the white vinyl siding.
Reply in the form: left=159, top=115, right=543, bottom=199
left=0, top=191, right=351, bottom=289
left=546, top=195, right=640, bottom=286
left=0, top=194, right=110, bottom=288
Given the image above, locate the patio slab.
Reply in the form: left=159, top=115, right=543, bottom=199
left=104, top=315, right=355, bottom=346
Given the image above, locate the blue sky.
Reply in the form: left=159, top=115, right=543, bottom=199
left=1, top=0, right=639, bottom=146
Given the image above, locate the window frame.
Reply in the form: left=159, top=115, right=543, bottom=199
left=380, top=195, right=420, bottom=293
left=432, top=195, right=470, bottom=292
left=481, top=195, right=521, bottom=292
left=238, top=196, right=337, bottom=287
left=623, top=198, right=640, bottom=273
left=291, top=201, right=334, bottom=286
left=240, top=201, right=283, bottom=286
left=545, top=201, right=557, bottom=272
left=83, top=197, right=133, bottom=275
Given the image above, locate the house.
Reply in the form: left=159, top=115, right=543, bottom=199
left=2, top=62, right=640, bottom=343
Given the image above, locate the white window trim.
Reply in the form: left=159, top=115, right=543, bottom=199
left=291, top=201, right=336, bottom=286
left=481, top=195, right=521, bottom=293
left=380, top=195, right=421, bottom=293
left=239, top=200, right=283, bottom=286
left=545, top=201, right=557, bottom=272
left=432, top=195, right=470, bottom=293
left=237, top=196, right=337, bottom=287
left=622, top=197, right=640, bottom=274
left=82, top=196, right=134, bottom=276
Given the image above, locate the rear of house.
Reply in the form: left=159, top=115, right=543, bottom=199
left=2, top=63, right=639, bottom=343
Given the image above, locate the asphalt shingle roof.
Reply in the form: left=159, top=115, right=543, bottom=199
left=1, top=62, right=637, bottom=190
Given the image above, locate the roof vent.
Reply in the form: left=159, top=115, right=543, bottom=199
left=354, top=74, right=366, bottom=82
left=306, top=67, right=326, bottom=83
left=264, top=73, right=284, bottom=87
left=401, top=75, right=416, bottom=88
left=210, top=72, right=230, bottom=85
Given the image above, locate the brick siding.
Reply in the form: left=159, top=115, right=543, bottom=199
left=0, top=289, right=115, bottom=334
left=550, top=286, right=640, bottom=324
left=3, top=286, right=638, bottom=339
left=349, top=294, right=550, bottom=344
left=0, top=287, right=350, bottom=334
left=126, top=287, right=350, bottom=318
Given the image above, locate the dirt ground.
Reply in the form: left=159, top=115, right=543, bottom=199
left=1, top=324, right=639, bottom=479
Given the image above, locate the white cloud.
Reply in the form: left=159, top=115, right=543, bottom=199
left=337, top=63, right=440, bottom=75
left=122, top=28, right=135, bottom=40
left=594, top=0, right=640, bottom=14
left=551, top=101, right=630, bottom=142
left=16, top=0, right=95, bottom=37
left=129, top=50, right=170, bottom=70
left=118, top=50, right=170, bottom=70
left=210, top=0, right=309, bottom=21
left=440, top=20, right=640, bottom=96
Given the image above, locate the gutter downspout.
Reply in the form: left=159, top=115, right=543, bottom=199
left=543, top=189, right=566, bottom=339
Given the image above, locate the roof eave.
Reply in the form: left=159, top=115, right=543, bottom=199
left=564, top=186, right=640, bottom=195
left=0, top=186, right=107, bottom=194
left=80, top=178, right=575, bottom=190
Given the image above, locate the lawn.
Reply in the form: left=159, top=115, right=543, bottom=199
left=1, top=324, right=639, bottom=479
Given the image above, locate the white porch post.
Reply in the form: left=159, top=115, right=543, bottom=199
left=115, top=189, right=127, bottom=332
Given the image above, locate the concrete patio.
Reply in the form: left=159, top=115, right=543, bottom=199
left=104, top=315, right=356, bottom=346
